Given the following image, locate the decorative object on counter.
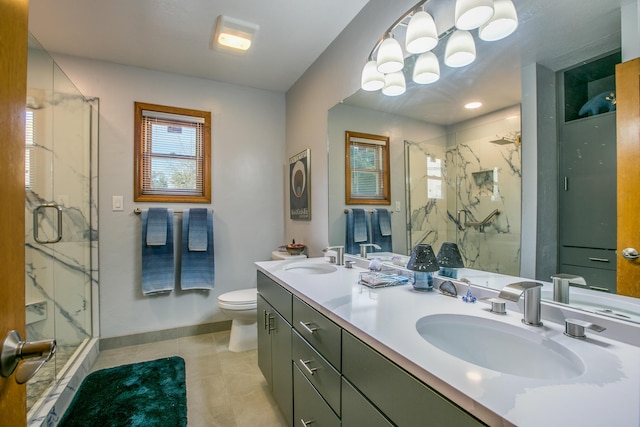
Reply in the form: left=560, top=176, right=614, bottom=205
left=436, top=242, right=464, bottom=279
left=407, top=244, right=439, bottom=291
left=289, top=148, right=311, bottom=220
left=368, top=257, right=383, bottom=271
left=439, top=280, right=458, bottom=297
left=359, top=264, right=414, bottom=288
left=462, top=282, right=477, bottom=303
left=286, top=239, right=305, bottom=255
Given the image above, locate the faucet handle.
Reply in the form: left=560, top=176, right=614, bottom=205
left=498, top=281, right=543, bottom=302
left=564, top=318, right=606, bottom=339
left=481, top=297, right=506, bottom=315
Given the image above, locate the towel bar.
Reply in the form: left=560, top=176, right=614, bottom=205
left=133, top=208, right=211, bottom=215
left=343, top=209, right=393, bottom=214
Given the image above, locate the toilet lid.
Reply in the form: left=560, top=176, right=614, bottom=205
left=219, top=288, right=257, bottom=304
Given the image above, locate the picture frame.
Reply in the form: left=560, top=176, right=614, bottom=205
left=289, top=149, right=311, bottom=220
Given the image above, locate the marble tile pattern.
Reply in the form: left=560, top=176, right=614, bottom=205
left=406, top=115, right=521, bottom=276
left=24, top=91, right=98, bottom=417
left=33, top=332, right=288, bottom=427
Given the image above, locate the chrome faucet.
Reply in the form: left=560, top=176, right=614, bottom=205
left=498, top=281, right=544, bottom=326
left=323, top=246, right=344, bottom=266
left=550, top=273, right=586, bottom=304
left=359, top=243, right=381, bottom=258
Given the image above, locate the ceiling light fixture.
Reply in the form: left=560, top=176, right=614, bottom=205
left=465, top=101, right=483, bottom=109
left=478, top=0, right=518, bottom=41
left=360, top=0, right=518, bottom=97
left=212, top=15, right=259, bottom=54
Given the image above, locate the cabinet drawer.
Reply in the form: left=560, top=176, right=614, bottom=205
left=342, top=377, right=393, bottom=427
left=293, top=296, right=341, bottom=369
left=293, top=364, right=340, bottom=427
left=257, top=271, right=292, bottom=323
left=558, top=264, right=617, bottom=293
left=292, top=331, right=341, bottom=416
left=560, top=247, right=617, bottom=271
left=342, top=331, right=485, bottom=427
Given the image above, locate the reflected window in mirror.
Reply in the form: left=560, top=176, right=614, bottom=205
left=345, top=130, right=390, bottom=205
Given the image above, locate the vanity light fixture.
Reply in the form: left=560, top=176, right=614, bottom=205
left=376, top=34, right=405, bottom=73
left=360, top=0, right=518, bottom=96
left=212, top=15, right=259, bottom=54
left=479, top=0, right=519, bottom=41
left=444, top=30, right=476, bottom=67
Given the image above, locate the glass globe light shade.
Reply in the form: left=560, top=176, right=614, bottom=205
left=382, top=71, right=406, bottom=96
left=376, top=36, right=404, bottom=74
left=455, top=0, right=494, bottom=30
left=444, top=30, right=476, bottom=67
left=413, top=52, right=440, bottom=84
left=479, top=0, right=518, bottom=41
left=361, top=60, right=385, bottom=91
left=405, top=11, right=438, bottom=54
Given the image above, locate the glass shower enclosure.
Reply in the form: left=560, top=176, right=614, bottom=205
left=25, top=34, right=98, bottom=417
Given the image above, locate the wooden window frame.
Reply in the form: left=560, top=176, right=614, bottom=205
left=345, top=130, right=391, bottom=205
left=134, top=102, right=211, bottom=203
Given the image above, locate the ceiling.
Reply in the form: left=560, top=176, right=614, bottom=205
left=28, top=0, right=370, bottom=93
left=343, top=0, right=624, bottom=125
left=28, top=0, right=625, bottom=125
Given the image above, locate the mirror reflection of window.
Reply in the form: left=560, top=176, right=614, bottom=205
left=345, top=130, right=390, bottom=205
left=25, top=109, right=35, bottom=189
left=426, top=156, right=442, bottom=200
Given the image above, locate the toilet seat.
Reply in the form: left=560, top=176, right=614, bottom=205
left=218, top=288, right=257, bottom=310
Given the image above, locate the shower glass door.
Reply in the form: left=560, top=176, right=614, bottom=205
left=25, top=34, right=97, bottom=414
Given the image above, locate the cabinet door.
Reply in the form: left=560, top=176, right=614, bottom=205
left=559, top=113, right=617, bottom=249
left=342, top=378, right=393, bottom=427
left=257, top=294, right=272, bottom=385
left=271, top=307, right=293, bottom=426
left=293, top=365, right=340, bottom=427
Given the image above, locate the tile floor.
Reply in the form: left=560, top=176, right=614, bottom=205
left=90, top=331, right=288, bottom=427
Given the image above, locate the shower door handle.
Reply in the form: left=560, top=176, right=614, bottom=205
left=1, top=330, right=56, bottom=384
left=33, top=203, right=63, bottom=244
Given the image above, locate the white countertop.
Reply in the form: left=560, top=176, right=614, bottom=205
left=256, top=257, right=640, bottom=427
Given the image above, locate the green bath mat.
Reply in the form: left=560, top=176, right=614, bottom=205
left=59, top=356, right=187, bottom=427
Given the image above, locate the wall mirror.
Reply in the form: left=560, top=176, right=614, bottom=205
left=328, top=0, right=640, bottom=323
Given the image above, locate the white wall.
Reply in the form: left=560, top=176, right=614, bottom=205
left=285, top=0, right=419, bottom=257
left=52, top=55, right=286, bottom=338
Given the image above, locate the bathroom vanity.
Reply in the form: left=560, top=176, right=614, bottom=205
left=256, top=258, right=640, bottom=427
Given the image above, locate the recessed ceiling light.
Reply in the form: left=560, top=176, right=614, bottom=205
left=212, top=15, right=259, bottom=54
left=464, top=101, right=482, bottom=109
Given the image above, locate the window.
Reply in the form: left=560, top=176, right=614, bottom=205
left=426, top=156, right=443, bottom=199
left=345, top=130, right=390, bottom=205
left=134, top=102, right=211, bottom=203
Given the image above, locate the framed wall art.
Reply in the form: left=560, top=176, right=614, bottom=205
left=289, top=149, right=311, bottom=220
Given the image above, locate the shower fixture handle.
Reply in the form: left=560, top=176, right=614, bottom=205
left=1, top=330, right=56, bottom=384
left=33, top=203, right=63, bottom=244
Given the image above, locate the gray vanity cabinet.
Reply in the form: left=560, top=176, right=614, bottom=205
left=257, top=272, right=293, bottom=426
left=293, top=364, right=340, bottom=427
left=342, top=331, right=485, bottom=427
left=342, top=377, right=393, bottom=427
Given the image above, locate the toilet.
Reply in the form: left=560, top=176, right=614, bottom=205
left=217, top=288, right=258, bottom=352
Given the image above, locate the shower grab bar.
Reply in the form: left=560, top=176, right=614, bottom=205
left=457, top=209, right=500, bottom=232
left=33, top=203, right=63, bottom=244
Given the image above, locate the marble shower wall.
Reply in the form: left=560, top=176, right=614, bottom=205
left=407, top=108, right=521, bottom=276
left=25, top=44, right=97, bottom=380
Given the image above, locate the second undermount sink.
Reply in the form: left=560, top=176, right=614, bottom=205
left=283, top=261, right=337, bottom=275
left=416, top=314, right=585, bottom=380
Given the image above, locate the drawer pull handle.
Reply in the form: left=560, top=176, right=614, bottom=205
left=263, top=310, right=268, bottom=330
left=299, top=321, right=318, bottom=334
left=300, top=418, right=314, bottom=426
left=299, top=359, right=318, bottom=376
left=267, top=314, right=275, bottom=333
left=588, top=257, right=610, bottom=263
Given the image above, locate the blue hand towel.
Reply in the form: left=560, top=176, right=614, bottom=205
left=146, top=208, right=168, bottom=245
left=371, top=209, right=393, bottom=252
left=141, top=209, right=175, bottom=295
left=188, top=208, right=208, bottom=251
left=180, top=209, right=214, bottom=291
left=345, top=208, right=370, bottom=255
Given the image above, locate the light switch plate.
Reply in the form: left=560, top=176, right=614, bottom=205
left=112, top=195, right=124, bottom=211
left=395, top=201, right=401, bottom=211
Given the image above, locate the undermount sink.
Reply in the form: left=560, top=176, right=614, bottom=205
left=416, top=314, right=585, bottom=380
left=283, top=261, right=337, bottom=275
